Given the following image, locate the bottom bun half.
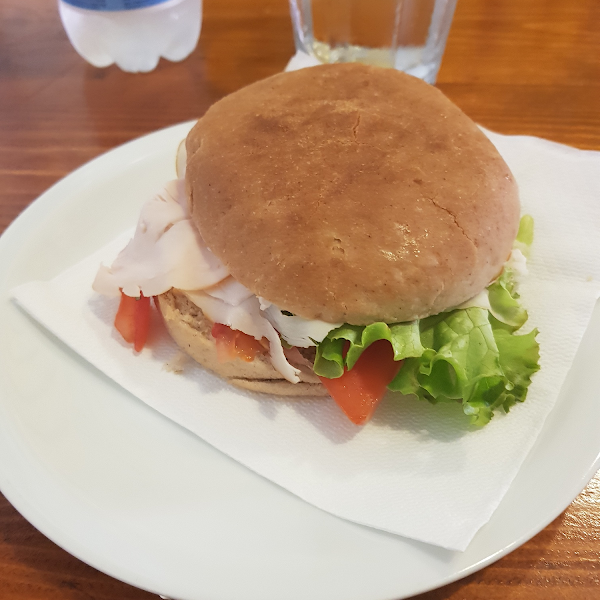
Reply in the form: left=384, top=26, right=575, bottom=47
left=156, top=290, right=329, bottom=397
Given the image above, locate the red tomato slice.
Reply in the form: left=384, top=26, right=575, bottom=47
left=133, top=294, right=151, bottom=352
left=211, top=323, right=266, bottom=363
left=318, top=340, right=403, bottom=425
left=114, top=291, right=151, bottom=352
left=114, top=292, right=137, bottom=344
left=234, top=329, right=267, bottom=361
left=212, top=323, right=238, bottom=362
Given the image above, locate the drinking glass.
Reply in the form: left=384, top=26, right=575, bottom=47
left=289, top=0, right=457, bottom=83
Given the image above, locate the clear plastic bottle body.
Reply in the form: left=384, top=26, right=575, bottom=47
left=58, top=0, right=202, bottom=73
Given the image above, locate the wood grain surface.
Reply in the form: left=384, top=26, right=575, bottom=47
left=1, top=0, right=599, bottom=598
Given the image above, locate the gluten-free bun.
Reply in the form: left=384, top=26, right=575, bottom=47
left=157, top=290, right=328, bottom=396
left=186, top=63, right=520, bottom=325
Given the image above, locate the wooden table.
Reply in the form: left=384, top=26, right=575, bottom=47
left=1, top=0, right=599, bottom=598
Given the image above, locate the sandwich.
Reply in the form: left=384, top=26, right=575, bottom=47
left=93, top=63, right=540, bottom=426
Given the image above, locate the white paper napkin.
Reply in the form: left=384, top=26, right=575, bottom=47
left=11, top=124, right=600, bottom=551
left=285, top=50, right=322, bottom=71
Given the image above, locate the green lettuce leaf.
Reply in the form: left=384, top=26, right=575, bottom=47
left=492, top=326, right=540, bottom=411
left=387, top=308, right=540, bottom=426
left=314, top=336, right=346, bottom=379
left=488, top=279, right=528, bottom=330
left=388, top=308, right=501, bottom=425
left=313, top=321, right=424, bottom=378
left=515, top=214, right=534, bottom=256
left=487, top=215, right=534, bottom=330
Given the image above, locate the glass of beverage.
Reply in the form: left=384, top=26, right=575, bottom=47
left=289, top=0, right=457, bottom=84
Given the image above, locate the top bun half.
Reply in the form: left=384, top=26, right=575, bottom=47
left=185, top=64, right=520, bottom=325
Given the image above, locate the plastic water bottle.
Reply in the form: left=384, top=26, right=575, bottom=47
left=58, top=0, right=202, bottom=73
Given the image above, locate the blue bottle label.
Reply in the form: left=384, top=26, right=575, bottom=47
left=62, top=0, right=171, bottom=10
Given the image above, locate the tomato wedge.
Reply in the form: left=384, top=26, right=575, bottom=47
left=318, top=340, right=403, bottom=425
left=211, top=323, right=267, bottom=363
left=114, top=291, right=151, bottom=352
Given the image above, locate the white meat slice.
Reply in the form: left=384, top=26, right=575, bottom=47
left=259, top=300, right=340, bottom=347
left=93, top=180, right=228, bottom=298
left=195, top=277, right=255, bottom=306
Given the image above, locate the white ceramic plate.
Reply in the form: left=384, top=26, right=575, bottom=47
left=1, top=123, right=599, bottom=600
